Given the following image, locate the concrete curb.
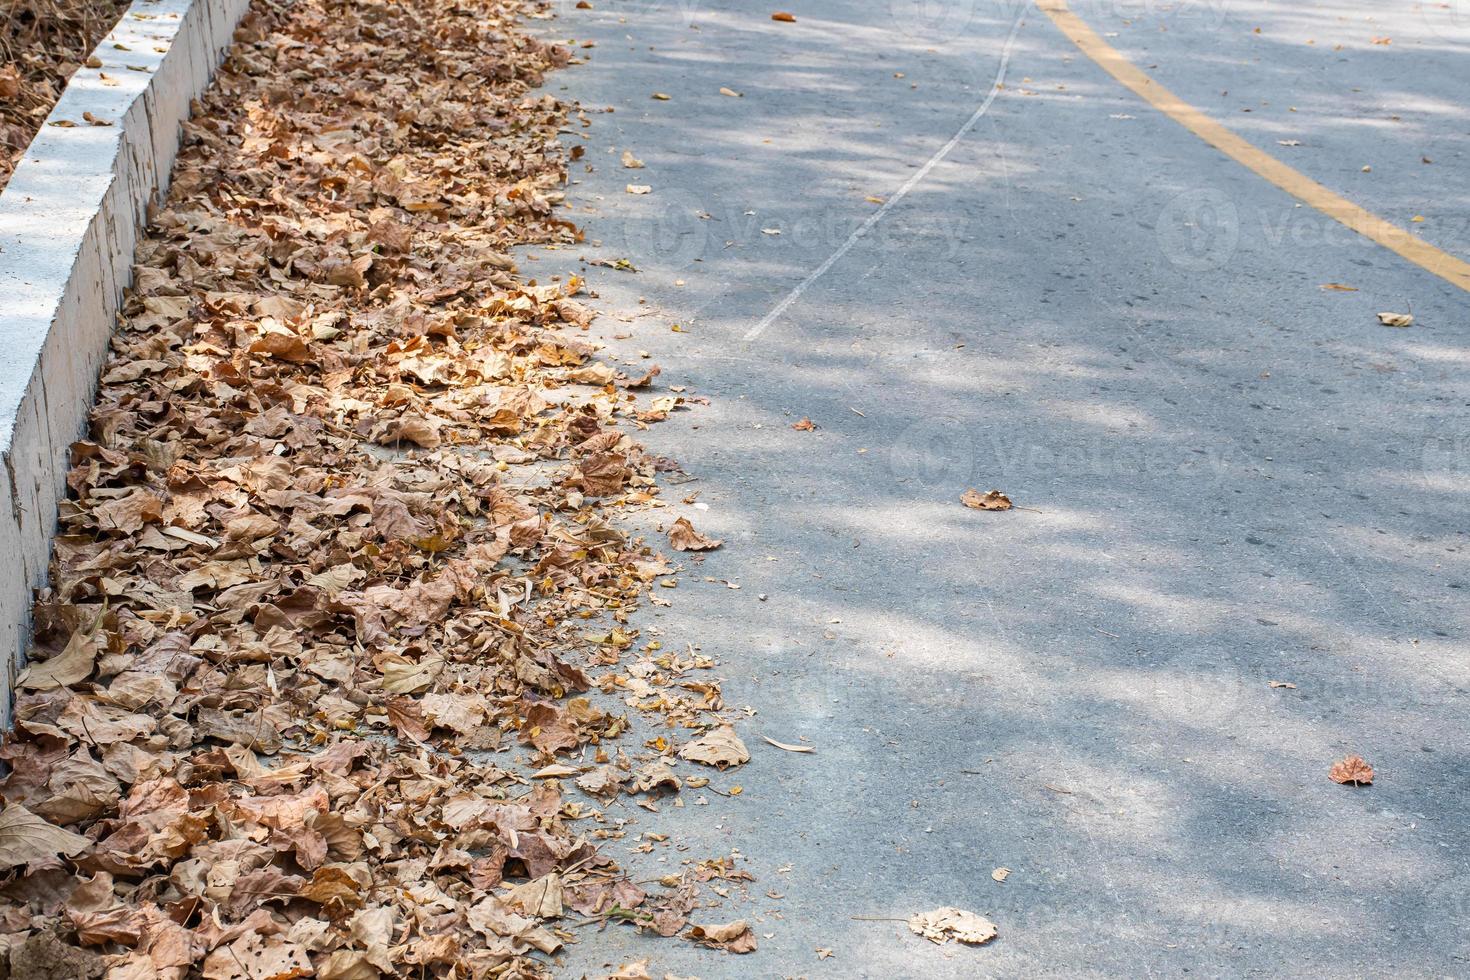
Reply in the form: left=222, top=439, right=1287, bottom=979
left=0, top=0, right=251, bottom=724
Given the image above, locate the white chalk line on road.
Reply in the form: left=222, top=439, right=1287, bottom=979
left=743, top=6, right=1030, bottom=342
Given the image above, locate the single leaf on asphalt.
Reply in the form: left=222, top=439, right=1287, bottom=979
left=1330, top=755, right=1374, bottom=785
left=669, top=516, right=722, bottom=551
left=626, top=184, right=652, bottom=195
left=0, top=805, right=91, bottom=868
left=1269, top=680, right=1297, bottom=689
left=961, top=488, right=1013, bottom=511
left=791, top=417, right=816, bottom=431
left=679, top=725, right=749, bottom=768
left=762, top=735, right=813, bottom=753
left=1377, top=312, right=1413, bottom=327
left=621, top=150, right=644, bottom=168
left=908, top=907, right=998, bottom=945
left=687, top=919, right=758, bottom=952
left=719, top=87, right=743, bottom=97
left=991, top=867, right=1010, bottom=882
left=1319, top=282, right=1356, bottom=291
left=771, top=11, right=796, bottom=22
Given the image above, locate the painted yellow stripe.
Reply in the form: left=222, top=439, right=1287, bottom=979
left=1036, top=0, right=1470, bottom=293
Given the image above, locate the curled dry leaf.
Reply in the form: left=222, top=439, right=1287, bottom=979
left=621, top=150, right=644, bottom=168
left=626, top=184, right=652, bottom=195
left=771, top=10, right=797, bottom=21
left=908, top=907, right=999, bottom=945
left=1329, top=755, right=1375, bottom=785
left=687, top=919, right=758, bottom=953
left=1377, top=312, right=1414, bottom=327
left=961, top=488, right=1013, bottom=511
left=669, top=515, right=723, bottom=551
left=761, top=734, right=814, bottom=753
left=791, top=417, right=816, bottom=431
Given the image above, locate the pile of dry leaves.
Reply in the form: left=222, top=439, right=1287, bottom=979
left=0, top=0, right=751, bottom=975
left=0, top=0, right=130, bottom=189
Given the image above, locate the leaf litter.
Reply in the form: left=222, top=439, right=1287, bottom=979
left=0, top=0, right=761, bottom=974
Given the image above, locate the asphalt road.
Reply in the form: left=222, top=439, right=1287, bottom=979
left=525, top=0, right=1470, bottom=975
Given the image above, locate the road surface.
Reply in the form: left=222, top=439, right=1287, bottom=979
left=526, top=0, right=1470, bottom=974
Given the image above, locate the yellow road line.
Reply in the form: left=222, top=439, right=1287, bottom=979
left=1036, top=0, right=1470, bottom=293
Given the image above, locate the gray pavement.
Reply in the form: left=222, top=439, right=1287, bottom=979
left=526, top=0, right=1470, bottom=975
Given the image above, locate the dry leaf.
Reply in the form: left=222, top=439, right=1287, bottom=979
left=621, top=150, right=644, bottom=168
left=771, top=11, right=796, bottom=21
left=908, top=907, right=998, bottom=945
left=961, top=488, right=1013, bottom=511
left=791, top=417, right=816, bottom=431
left=1268, top=680, right=1297, bottom=689
left=626, top=184, right=652, bottom=195
left=1329, top=755, right=1374, bottom=785
left=719, top=87, right=742, bottom=97
left=991, top=867, right=1010, bottom=882
left=688, top=919, right=757, bottom=952
left=1319, top=282, right=1356, bottom=291
left=669, top=516, right=722, bottom=551
left=761, top=735, right=813, bottom=753
left=0, top=805, right=91, bottom=868
left=1377, top=312, right=1413, bottom=327
left=679, top=725, right=749, bottom=768
left=17, top=623, right=101, bottom=691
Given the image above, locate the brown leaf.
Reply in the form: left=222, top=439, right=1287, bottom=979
left=688, top=919, right=758, bottom=952
left=0, top=804, right=90, bottom=868
left=18, top=622, right=102, bottom=691
left=1329, top=755, right=1374, bottom=785
left=761, top=734, right=813, bottom=753
left=771, top=11, right=797, bottom=21
left=908, top=907, right=998, bottom=945
left=679, top=725, right=749, bottom=768
left=1377, top=312, right=1413, bottom=327
left=668, top=516, right=722, bottom=551
left=791, top=417, right=816, bottom=431
left=961, top=488, right=1013, bottom=511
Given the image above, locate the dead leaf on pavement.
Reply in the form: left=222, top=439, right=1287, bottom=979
left=991, top=867, right=1010, bottom=882
left=621, top=150, right=644, bottom=168
left=771, top=11, right=796, bottom=21
left=1269, top=680, right=1297, bottom=689
left=669, top=516, right=722, bottom=551
left=961, top=488, right=1013, bottom=511
left=791, top=417, right=816, bottom=431
left=680, top=725, right=749, bottom=768
left=761, top=735, right=813, bottom=753
left=908, top=907, right=999, bottom=945
left=1377, top=311, right=1414, bottom=327
left=687, top=919, right=758, bottom=952
left=1330, top=755, right=1375, bottom=785
left=1320, top=282, right=1356, bottom=291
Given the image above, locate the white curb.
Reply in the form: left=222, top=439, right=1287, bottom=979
left=0, top=0, right=251, bottom=723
